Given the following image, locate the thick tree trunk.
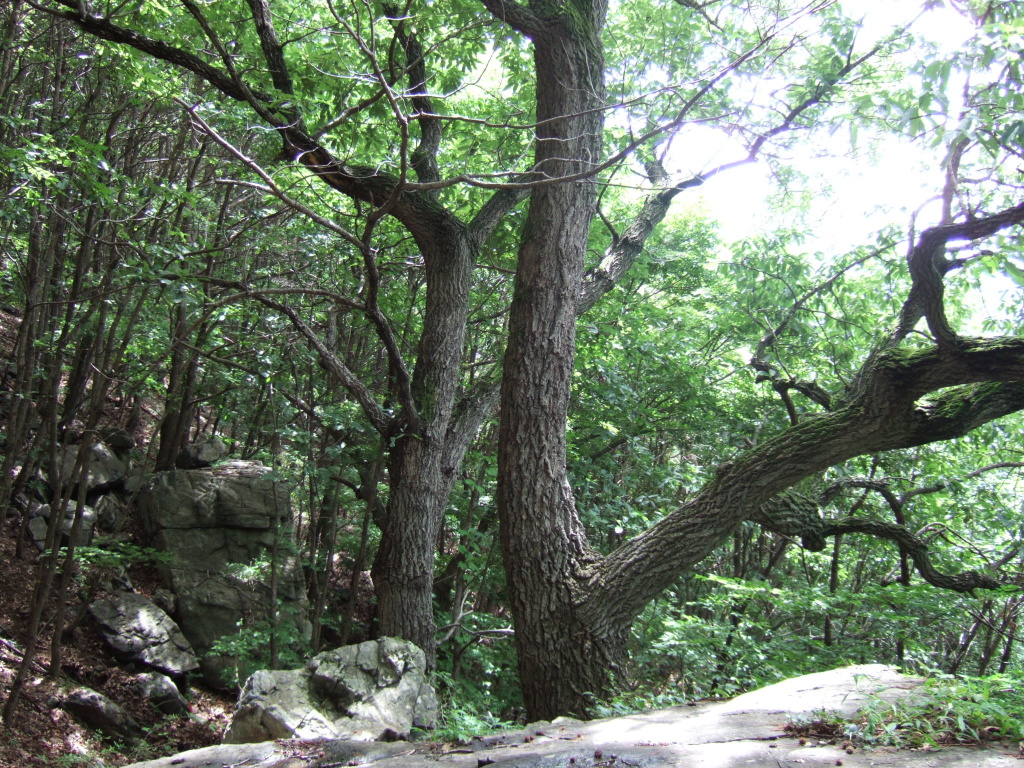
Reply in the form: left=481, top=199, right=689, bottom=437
left=497, top=0, right=610, bottom=720
left=372, top=436, right=446, bottom=659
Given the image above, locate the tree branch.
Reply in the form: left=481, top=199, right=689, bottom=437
left=585, top=334, right=1024, bottom=628
left=34, top=0, right=459, bottom=240
left=892, top=200, right=1024, bottom=348
left=443, top=377, right=502, bottom=475
left=247, top=294, right=393, bottom=437
left=467, top=181, right=533, bottom=254
left=749, top=245, right=890, bottom=413
left=896, top=380, right=1024, bottom=450
left=37, top=0, right=257, bottom=102
left=385, top=3, right=443, bottom=188
left=819, top=517, right=1001, bottom=592
left=245, top=0, right=297, bottom=100
left=479, top=0, right=543, bottom=37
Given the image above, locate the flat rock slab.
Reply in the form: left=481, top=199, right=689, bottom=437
left=123, top=664, right=1022, bottom=768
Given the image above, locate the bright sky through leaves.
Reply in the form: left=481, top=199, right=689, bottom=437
left=661, top=1, right=1021, bottom=331
left=674, top=3, right=976, bottom=246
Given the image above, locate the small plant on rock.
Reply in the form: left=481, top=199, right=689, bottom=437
left=848, top=674, right=1024, bottom=749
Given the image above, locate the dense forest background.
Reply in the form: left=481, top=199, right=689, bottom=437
left=1, top=0, right=1024, bottom=761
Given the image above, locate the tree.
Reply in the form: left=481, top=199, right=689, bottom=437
left=22, top=0, right=1024, bottom=720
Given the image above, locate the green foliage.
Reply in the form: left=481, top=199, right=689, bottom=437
left=74, top=541, right=176, bottom=571
left=207, top=602, right=312, bottom=689
left=432, top=670, right=518, bottom=744
left=3, top=0, right=1024, bottom=730
left=849, top=674, right=1024, bottom=748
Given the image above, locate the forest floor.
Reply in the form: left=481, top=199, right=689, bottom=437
left=0, top=519, right=235, bottom=768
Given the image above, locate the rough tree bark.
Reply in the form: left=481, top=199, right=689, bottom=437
left=487, top=0, right=1024, bottom=717
left=488, top=0, right=611, bottom=718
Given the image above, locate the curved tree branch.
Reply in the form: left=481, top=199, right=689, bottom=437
left=584, top=334, right=1024, bottom=629
left=819, top=517, right=1001, bottom=592
left=892, top=200, right=1024, bottom=348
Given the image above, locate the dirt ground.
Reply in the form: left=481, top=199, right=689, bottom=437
left=0, top=518, right=234, bottom=768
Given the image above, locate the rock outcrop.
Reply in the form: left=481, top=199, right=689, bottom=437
left=175, top=436, right=229, bottom=469
left=27, top=500, right=97, bottom=551
left=137, top=460, right=308, bottom=688
left=121, top=665, right=1023, bottom=768
left=133, top=672, right=192, bottom=717
left=222, top=637, right=439, bottom=744
left=55, top=441, right=129, bottom=494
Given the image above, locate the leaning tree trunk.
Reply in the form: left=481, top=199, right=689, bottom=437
left=496, top=0, right=611, bottom=719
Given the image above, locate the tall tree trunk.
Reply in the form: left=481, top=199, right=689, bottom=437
left=497, top=0, right=609, bottom=719
left=372, top=223, right=475, bottom=666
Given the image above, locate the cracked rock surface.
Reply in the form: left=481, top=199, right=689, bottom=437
left=89, top=591, right=199, bottom=676
left=122, top=664, right=1022, bottom=768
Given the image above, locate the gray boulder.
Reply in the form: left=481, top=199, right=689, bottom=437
left=27, top=500, right=97, bottom=551
left=222, top=638, right=438, bottom=744
left=133, top=672, right=191, bottom=717
left=100, top=427, right=136, bottom=455
left=54, top=687, right=143, bottom=742
left=137, top=461, right=308, bottom=688
left=54, top=441, right=128, bottom=493
left=222, top=668, right=336, bottom=743
left=308, top=637, right=439, bottom=735
left=89, top=591, right=199, bottom=676
left=176, top=436, right=228, bottom=469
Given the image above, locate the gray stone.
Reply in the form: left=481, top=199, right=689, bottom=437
left=153, top=588, right=176, bottom=616
left=137, top=461, right=307, bottom=688
left=54, top=441, right=128, bottom=493
left=120, top=739, right=414, bottom=768
left=133, top=672, right=191, bottom=717
left=121, top=664, right=1024, bottom=768
left=222, top=638, right=438, bottom=744
left=308, top=637, right=437, bottom=737
left=94, top=494, right=127, bottom=533
left=101, top=428, right=136, bottom=454
left=176, top=437, right=228, bottom=469
left=413, top=684, right=439, bottom=730
left=96, top=567, right=134, bottom=595
left=55, top=687, right=143, bottom=742
left=222, top=669, right=335, bottom=744
left=27, top=500, right=97, bottom=551
left=89, top=591, right=199, bottom=676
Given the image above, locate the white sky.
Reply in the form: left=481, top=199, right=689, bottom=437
left=657, top=1, right=1022, bottom=331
